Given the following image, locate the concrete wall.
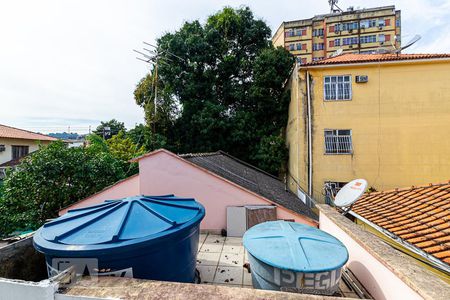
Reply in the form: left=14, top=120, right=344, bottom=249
left=137, top=151, right=317, bottom=230
left=0, top=138, right=51, bottom=165
left=59, top=174, right=140, bottom=215
left=0, top=236, right=47, bottom=282
left=287, top=59, right=450, bottom=202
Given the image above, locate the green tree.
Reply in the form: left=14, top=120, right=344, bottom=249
left=0, top=140, right=128, bottom=236
left=94, top=119, right=126, bottom=139
left=107, top=131, right=145, bottom=168
left=134, top=6, right=294, bottom=175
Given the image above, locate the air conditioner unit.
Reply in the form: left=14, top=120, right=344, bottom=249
left=349, top=45, right=353, bottom=48
left=0, top=145, right=5, bottom=152
left=355, top=75, right=369, bottom=83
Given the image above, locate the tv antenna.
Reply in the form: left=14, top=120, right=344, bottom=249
left=328, top=0, right=343, bottom=13
left=332, top=179, right=368, bottom=214
left=133, top=42, right=186, bottom=141
left=375, top=34, right=421, bottom=54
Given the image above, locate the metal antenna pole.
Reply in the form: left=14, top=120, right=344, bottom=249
left=154, top=57, right=158, bottom=117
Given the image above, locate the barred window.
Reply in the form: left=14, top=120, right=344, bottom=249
left=324, top=75, right=351, bottom=100
left=324, top=130, right=352, bottom=154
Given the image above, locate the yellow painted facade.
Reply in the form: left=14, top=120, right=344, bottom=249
left=273, top=6, right=401, bottom=64
left=285, top=58, right=450, bottom=203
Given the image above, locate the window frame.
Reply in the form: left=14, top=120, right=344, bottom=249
left=324, top=129, right=353, bottom=155
left=11, top=145, right=29, bottom=160
left=323, top=75, right=352, bottom=101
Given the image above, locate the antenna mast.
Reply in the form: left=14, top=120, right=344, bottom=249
left=328, top=0, right=343, bottom=13
left=133, top=42, right=186, bottom=146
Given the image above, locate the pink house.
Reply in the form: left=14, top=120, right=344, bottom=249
left=60, top=149, right=318, bottom=230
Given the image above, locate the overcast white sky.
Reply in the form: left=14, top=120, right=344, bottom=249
left=1, top=0, right=449, bottom=134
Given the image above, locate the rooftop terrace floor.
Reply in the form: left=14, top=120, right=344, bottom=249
left=197, top=233, right=365, bottom=298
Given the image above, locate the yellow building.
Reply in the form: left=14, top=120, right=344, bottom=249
left=285, top=53, right=450, bottom=203
left=272, top=6, right=401, bottom=64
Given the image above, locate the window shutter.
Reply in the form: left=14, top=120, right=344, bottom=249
left=302, top=43, right=307, bottom=50
left=302, top=29, right=307, bottom=36
left=385, top=34, right=391, bottom=41
left=329, top=25, right=335, bottom=33
left=329, top=40, right=334, bottom=47
left=385, top=19, right=391, bottom=26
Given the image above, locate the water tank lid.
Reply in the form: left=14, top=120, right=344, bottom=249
left=243, top=221, right=348, bottom=272
left=33, top=195, right=205, bottom=253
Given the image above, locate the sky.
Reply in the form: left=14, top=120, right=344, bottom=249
left=1, top=0, right=449, bottom=134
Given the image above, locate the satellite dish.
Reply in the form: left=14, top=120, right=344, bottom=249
left=334, top=179, right=368, bottom=208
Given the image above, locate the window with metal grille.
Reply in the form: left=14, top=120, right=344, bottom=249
left=324, top=130, right=352, bottom=154
left=12, top=145, right=29, bottom=160
left=324, top=181, right=348, bottom=205
left=324, top=75, right=352, bottom=101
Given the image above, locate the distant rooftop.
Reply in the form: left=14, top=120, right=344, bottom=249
left=303, top=53, right=450, bottom=67
left=0, top=124, right=57, bottom=141
left=180, top=151, right=318, bottom=221
left=351, top=180, right=450, bottom=270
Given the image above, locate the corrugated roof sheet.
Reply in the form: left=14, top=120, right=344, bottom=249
left=304, top=53, right=450, bottom=66
left=0, top=124, right=57, bottom=141
left=180, top=151, right=318, bottom=221
left=352, top=181, right=450, bottom=267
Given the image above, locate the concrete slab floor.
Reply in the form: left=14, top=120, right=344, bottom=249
left=197, top=233, right=250, bottom=288
left=197, top=233, right=364, bottom=298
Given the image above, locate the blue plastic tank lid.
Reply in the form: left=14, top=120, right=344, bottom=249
left=34, top=195, right=205, bottom=250
left=243, top=221, right=348, bottom=273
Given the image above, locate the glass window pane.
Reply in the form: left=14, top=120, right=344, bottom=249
left=330, top=84, right=336, bottom=99
left=325, top=77, right=330, bottom=83
left=337, top=83, right=344, bottom=99
left=331, top=76, right=336, bottom=82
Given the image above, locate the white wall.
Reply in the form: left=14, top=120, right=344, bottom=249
left=319, top=211, right=423, bottom=300
left=0, top=138, right=50, bottom=165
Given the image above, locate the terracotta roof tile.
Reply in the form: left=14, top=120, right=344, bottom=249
left=352, top=181, right=450, bottom=268
left=0, top=124, right=57, bottom=141
left=304, top=53, right=450, bottom=66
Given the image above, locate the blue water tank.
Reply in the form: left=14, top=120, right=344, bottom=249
left=243, top=221, right=348, bottom=295
left=33, top=195, right=205, bottom=283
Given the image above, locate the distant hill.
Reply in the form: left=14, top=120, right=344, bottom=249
left=48, top=132, right=83, bottom=140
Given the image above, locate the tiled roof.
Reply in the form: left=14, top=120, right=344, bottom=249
left=351, top=181, right=450, bottom=267
left=304, top=53, right=450, bottom=66
left=0, top=124, right=57, bottom=141
left=180, top=151, right=318, bottom=221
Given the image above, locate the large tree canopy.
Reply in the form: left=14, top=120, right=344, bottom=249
left=134, top=6, right=294, bottom=174
left=0, top=137, right=140, bottom=236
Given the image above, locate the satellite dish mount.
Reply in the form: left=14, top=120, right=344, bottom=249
left=333, top=179, right=368, bottom=214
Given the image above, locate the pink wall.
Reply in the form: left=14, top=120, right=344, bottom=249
left=138, top=151, right=317, bottom=230
left=319, top=212, right=422, bottom=300
left=59, top=174, right=140, bottom=215
left=59, top=150, right=317, bottom=229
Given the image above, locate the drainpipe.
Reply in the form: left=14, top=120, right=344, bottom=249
left=306, top=70, right=313, bottom=196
